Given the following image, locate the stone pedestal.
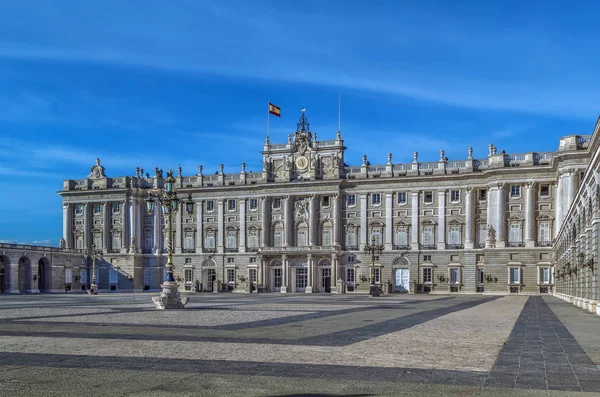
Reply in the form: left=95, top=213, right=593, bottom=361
left=213, top=280, right=221, bottom=293
left=305, top=286, right=313, bottom=293
left=88, top=283, right=98, bottom=295
left=280, top=285, right=287, bottom=293
left=336, top=279, right=346, bottom=294
left=152, top=282, right=188, bottom=310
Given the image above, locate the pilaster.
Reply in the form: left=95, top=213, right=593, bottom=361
left=465, top=187, right=474, bottom=249
left=239, top=198, right=246, bottom=252
left=309, top=195, right=317, bottom=246
left=524, top=182, right=536, bottom=247
left=437, top=190, right=446, bottom=250
left=103, top=201, right=110, bottom=251
left=496, top=183, right=506, bottom=248
left=283, top=196, right=292, bottom=247
left=411, top=192, right=419, bottom=250
left=305, top=254, right=313, bottom=293
left=385, top=192, right=393, bottom=250
left=360, top=194, right=368, bottom=249
left=261, top=196, right=270, bottom=247
left=217, top=200, right=224, bottom=252
left=196, top=200, right=203, bottom=252
left=332, top=193, right=340, bottom=247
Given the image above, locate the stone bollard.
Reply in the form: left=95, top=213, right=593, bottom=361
left=336, top=278, right=346, bottom=294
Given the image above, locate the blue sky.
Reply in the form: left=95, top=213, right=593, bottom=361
left=0, top=0, right=598, bottom=245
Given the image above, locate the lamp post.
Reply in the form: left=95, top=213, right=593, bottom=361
left=86, top=243, right=102, bottom=295
left=146, top=169, right=194, bottom=309
left=364, top=235, right=383, bottom=297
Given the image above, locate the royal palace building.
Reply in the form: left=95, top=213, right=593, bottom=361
left=2, top=111, right=599, bottom=306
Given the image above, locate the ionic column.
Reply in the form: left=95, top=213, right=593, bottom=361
left=217, top=199, right=224, bottom=251
left=567, top=170, right=578, bottom=212
left=122, top=199, right=130, bottom=252
left=84, top=203, right=91, bottom=250
left=331, top=253, right=338, bottom=288
left=103, top=202, right=110, bottom=251
left=283, top=196, right=292, bottom=247
left=196, top=200, right=203, bottom=252
left=332, top=193, right=340, bottom=247
left=63, top=203, right=72, bottom=249
left=525, top=182, right=536, bottom=247
left=385, top=192, right=393, bottom=250
left=411, top=192, right=419, bottom=250
left=306, top=254, right=313, bottom=293
left=556, top=174, right=564, bottom=236
left=135, top=199, right=142, bottom=252
left=496, top=183, right=506, bottom=247
left=360, top=193, right=368, bottom=249
left=309, top=195, right=317, bottom=246
left=239, top=198, right=246, bottom=252
left=261, top=196, right=270, bottom=247
left=437, top=190, right=446, bottom=249
left=281, top=255, right=288, bottom=293
left=465, top=188, right=474, bottom=249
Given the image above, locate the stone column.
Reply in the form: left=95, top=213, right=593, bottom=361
left=261, top=196, right=270, bottom=247
left=284, top=196, right=292, bottom=247
left=496, top=183, right=506, bottom=247
left=360, top=194, right=368, bottom=249
left=259, top=258, right=266, bottom=286
left=135, top=199, right=143, bottom=253
left=556, top=174, right=564, bottom=236
left=129, top=199, right=137, bottom=252
left=281, top=255, right=288, bottom=293
left=217, top=199, right=224, bottom=252
left=309, top=195, right=317, bottom=246
left=331, top=253, right=338, bottom=289
left=411, top=192, right=419, bottom=250
left=196, top=200, right=203, bottom=253
left=332, top=193, right=340, bottom=247
left=103, top=201, right=110, bottom=251
left=122, top=199, right=130, bottom=253
left=175, top=202, right=182, bottom=253
left=84, top=203, right=91, bottom=250
left=465, top=188, right=474, bottom=249
left=567, top=170, right=578, bottom=213
left=306, top=254, right=313, bottom=293
left=236, top=199, right=245, bottom=253
left=63, top=203, right=73, bottom=249
left=385, top=192, right=393, bottom=250
left=437, top=190, right=446, bottom=249
left=525, top=182, right=536, bottom=247
left=9, top=263, right=20, bottom=294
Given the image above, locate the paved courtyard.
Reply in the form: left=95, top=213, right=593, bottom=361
left=0, top=293, right=599, bottom=396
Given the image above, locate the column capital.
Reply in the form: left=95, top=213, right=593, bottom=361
left=497, top=182, right=505, bottom=189
left=525, top=181, right=536, bottom=189
left=465, top=187, right=474, bottom=193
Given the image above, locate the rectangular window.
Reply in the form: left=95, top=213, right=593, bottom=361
left=248, top=229, right=259, bottom=248
left=423, top=268, right=432, bottom=283
left=75, top=205, right=83, bottom=215
left=478, top=224, right=487, bottom=247
left=479, top=189, right=487, bottom=201
left=450, top=190, right=460, bottom=202
left=396, top=228, right=408, bottom=247
left=65, top=268, right=73, bottom=283
left=424, top=191, right=433, bottom=204
left=370, top=229, right=382, bottom=245
left=538, top=222, right=551, bottom=243
left=398, top=192, right=407, bottom=204
left=321, top=196, right=330, bottom=207
left=144, top=233, right=153, bottom=250
left=509, top=223, right=522, bottom=244
left=205, top=231, right=215, bottom=249
left=184, top=268, right=193, bottom=283
left=249, top=257, right=256, bottom=263
left=346, top=229, right=357, bottom=248
left=374, top=268, right=381, bottom=284
left=448, top=225, right=461, bottom=246
left=372, top=193, right=381, bottom=206
left=423, top=254, right=431, bottom=262
left=450, top=268, right=460, bottom=285
left=227, top=269, right=235, bottom=283
left=227, top=257, right=234, bottom=263
left=226, top=231, right=237, bottom=249
left=511, top=185, right=521, bottom=198
left=79, top=269, right=87, bottom=285
left=296, top=268, right=308, bottom=289
left=273, top=198, right=282, bottom=209
left=510, top=267, right=520, bottom=284
left=93, top=204, right=101, bottom=214
left=346, top=255, right=355, bottom=263
left=206, top=200, right=215, bottom=212
left=228, top=199, right=236, bottom=211
left=274, top=230, right=282, bottom=247
left=539, top=267, right=550, bottom=284
left=274, top=268, right=282, bottom=288
left=249, top=198, right=258, bottom=210
left=346, top=267, right=355, bottom=283
left=249, top=269, right=257, bottom=283
left=109, top=269, right=118, bottom=284
left=540, top=185, right=550, bottom=197
left=422, top=226, right=434, bottom=247
left=322, top=230, right=331, bottom=246
left=113, top=202, right=120, bottom=213
left=297, top=230, right=307, bottom=247
left=477, top=268, right=484, bottom=284
left=347, top=194, right=356, bottom=207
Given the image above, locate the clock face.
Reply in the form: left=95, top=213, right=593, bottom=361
left=295, top=156, right=309, bottom=170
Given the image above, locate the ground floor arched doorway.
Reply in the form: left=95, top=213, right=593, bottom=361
left=18, top=257, right=31, bottom=293
left=37, top=258, right=49, bottom=292
left=0, top=256, right=7, bottom=293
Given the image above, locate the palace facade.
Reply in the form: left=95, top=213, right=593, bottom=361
left=3, top=111, right=599, bottom=303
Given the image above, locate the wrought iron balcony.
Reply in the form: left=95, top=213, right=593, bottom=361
left=183, top=249, right=196, bottom=253
left=447, top=244, right=464, bottom=249
left=109, top=249, right=121, bottom=253
left=421, top=244, right=437, bottom=250
left=507, top=242, right=525, bottom=247
left=225, top=247, right=239, bottom=252
left=246, top=247, right=259, bottom=252
left=537, top=241, right=553, bottom=247
left=202, top=248, right=217, bottom=253
left=393, top=245, right=411, bottom=251
left=345, top=246, right=359, bottom=251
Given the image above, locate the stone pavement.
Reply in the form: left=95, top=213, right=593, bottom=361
left=0, top=293, right=598, bottom=396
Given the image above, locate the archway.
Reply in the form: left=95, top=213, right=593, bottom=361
left=37, top=257, right=50, bottom=292
left=0, top=255, right=8, bottom=293
left=393, top=256, right=410, bottom=293
left=18, top=256, right=31, bottom=293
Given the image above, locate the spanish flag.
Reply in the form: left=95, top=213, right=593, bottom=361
left=269, top=102, right=281, bottom=117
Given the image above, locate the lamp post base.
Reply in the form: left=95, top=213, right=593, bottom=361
left=87, top=284, right=99, bottom=295
left=152, top=282, right=189, bottom=309
left=370, top=284, right=381, bottom=297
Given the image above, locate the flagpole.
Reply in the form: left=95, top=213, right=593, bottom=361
left=267, top=100, right=270, bottom=139
left=338, top=93, right=341, bottom=132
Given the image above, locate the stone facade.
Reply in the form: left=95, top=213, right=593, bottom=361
left=3, top=111, right=598, bottom=295
left=554, top=117, right=600, bottom=315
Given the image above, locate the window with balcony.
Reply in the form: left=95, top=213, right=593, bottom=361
left=395, top=227, right=409, bottom=249
left=204, top=230, right=216, bottom=251
left=448, top=224, right=462, bottom=248
left=370, top=228, right=382, bottom=245
left=322, top=229, right=331, bottom=246
left=477, top=223, right=487, bottom=247
left=508, top=223, right=523, bottom=247
left=274, top=229, right=283, bottom=247
left=297, top=230, right=307, bottom=247
left=422, top=225, right=435, bottom=248
left=345, top=227, right=358, bottom=250
left=248, top=229, right=259, bottom=250
left=538, top=222, right=552, bottom=246
left=183, top=232, right=195, bottom=252
left=226, top=230, right=237, bottom=251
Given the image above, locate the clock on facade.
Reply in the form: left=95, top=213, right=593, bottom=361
left=295, top=156, right=309, bottom=170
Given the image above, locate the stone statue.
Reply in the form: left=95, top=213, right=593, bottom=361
left=362, top=154, right=367, bottom=166
left=59, top=237, right=66, bottom=249
left=387, top=153, right=392, bottom=165
left=294, top=200, right=309, bottom=222
left=130, top=235, right=136, bottom=249
left=486, top=225, right=494, bottom=240
left=440, top=150, right=445, bottom=162
left=468, top=147, right=473, bottom=159
left=413, top=151, right=418, bottom=163
left=89, top=157, right=106, bottom=179
left=154, top=167, right=159, bottom=177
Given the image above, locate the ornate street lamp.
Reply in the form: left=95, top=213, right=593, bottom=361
left=364, top=235, right=383, bottom=297
left=146, top=169, right=194, bottom=309
left=85, top=243, right=102, bottom=295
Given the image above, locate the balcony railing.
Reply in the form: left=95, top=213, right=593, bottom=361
left=421, top=244, right=437, bottom=250
left=393, top=245, right=411, bottom=250
left=225, top=247, right=239, bottom=252
left=508, top=242, right=525, bottom=247
left=345, top=246, right=359, bottom=251
left=537, top=241, right=553, bottom=247
left=183, top=249, right=196, bottom=253
left=246, top=247, right=259, bottom=252
left=109, top=249, right=121, bottom=253
left=447, top=244, right=464, bottom=249
left=202, top=248, right=217, bottom=253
